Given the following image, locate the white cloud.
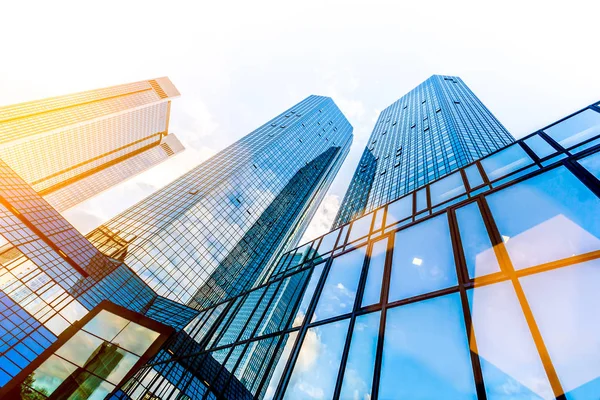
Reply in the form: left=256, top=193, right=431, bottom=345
left=295, top=329, right=322, bottom=371
left=301, top=194, right=341, bottom=243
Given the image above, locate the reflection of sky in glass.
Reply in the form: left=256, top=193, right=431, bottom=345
left=544, top=109, right=600, bottom=148
left=524, top=134, right=557, bottom=159
left=389, top=214, right=457, bottom=301
left=284, top=319, right=350, bottom=400
left=339, top=311, right=380, bottom=400
left=464, top=164, right=484, bottom=188
left=55, top=330, right=103, bottom=367
left=386, top=195, right=412, bottom=225
left=83, top=310, right=129, bottom=341
left=486, top=167, right=600, bottom=270
left=348, top=213, right=373, bottom=242
left=481, top=144, right=533, bottom=181
left=416, top=188, right=427, bottom=211
left=379, top=293, right=477, bottom=399
left=29, top=354, right=77, bottom=395
left=455, top=202, right=501, bottom=278
left=361, top=238, right=387, bottom=306
left=264, top=332, right=297, bottom=400
left=520, top=259, right=600, bottom=399
left=430, top=171, right=465, bottom=206
left=293, top=263, right=325, bottom=327
left=313, top=247, right=366, bottom=321
left=468, top=281, right=553, bottom=399
left=578, top=151, right=600, bottom=180
left=113, top=321, right=160, bottom=356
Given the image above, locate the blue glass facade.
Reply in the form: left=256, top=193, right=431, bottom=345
left=87, top=95, right=353, bottom=308
left=335, top=75, right=515, bottom=226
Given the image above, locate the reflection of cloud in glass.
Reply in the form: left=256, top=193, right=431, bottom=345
left=264, top=332, right=298, bottom=400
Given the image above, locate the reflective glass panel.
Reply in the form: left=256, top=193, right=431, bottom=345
left=468, top=281, right=553, bottom=399
left=464, top=164, right=485, bottom=188
left=86, top=345, right=139, bottom=384
left=83, top=310, right=129, bottom=342
left=112, top=322, right=160, bottom=356
left=317, top=229, right=339, bottom=255
left=520, top=259, right=600, bottom=399
left=386, top=195, right=412, bottom=225
left=389, top=214, right=457, bottom=301
left=292, top=263, right=326, bottom=327
left=339, top=312, right=380, bottom=400
left=379, top=293, right=477, bottom=399
left=455, top=202, right=501, bottom=278
left=27, top=354, right=78, bottom=395
left=361, top=238, right=387, bottom=307
left=373, top=208, right=384, bottom=231
left=430, top=171, right=466, bottom=206
left=524, top=135, right=557, bottom=159
left=55, top=330, right=104, bottom=367
left=416, top=188, right=427, bottom=211
left=481, top=144, right=534, bottom=181
left=486, top=166, right=600, bottom=270
left=578, top=151, right=600, bottom=180
left=284, top=319, right=350, bottom=400
left=544, top=109, right=600, bottom=148
left=65, top=372, right=115, bottom=400
left=348, top=213, right=373, bottom=242
left=313, top=247, right=366, bottom=321
left=264, top=332, right=297, bottom=400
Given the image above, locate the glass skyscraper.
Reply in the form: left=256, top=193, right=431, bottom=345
left=116, top=97, right=600, bottom=400
left=0, top=77, right=183, bottom=212
left=335, top=75, right=515, bottom=226
left=87, top=95, right=353, bottom=307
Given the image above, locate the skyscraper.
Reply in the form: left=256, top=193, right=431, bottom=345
left=0, top=77, right=183, bottom=212
left=87, top=95, right=353, bottom=307
left=334, top=75, right=514, bottom=226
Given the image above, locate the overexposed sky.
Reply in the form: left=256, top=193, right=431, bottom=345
left=1, top=0, right=599, bottom=240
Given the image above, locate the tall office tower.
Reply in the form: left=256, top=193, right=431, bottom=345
left=334, top=75, right=514, bottom=226
left=118, top=97, right=600, bottom=400
left=87, top=95, right=353, bottom=307
left=0, top=77, right=183, bottom=212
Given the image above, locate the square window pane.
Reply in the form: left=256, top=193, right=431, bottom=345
left=416, top=188, right=427, bottom=211
left=283, top=319, right=350, bottom=400
left=520, top=259, right=600, bottom=398
left=464, top=164, right=485, bottom=188
left=379, top=293, right=477, bottom=399
left=481, top=144, right=534, bottom=181
left=316, top=229, right=340, bottom=256
left=339, top=311, right=380, bottom=400
left=83, top=310, right=129, bottom=342
left=389, top=214, right=457, bottom=301
left=386, top=195, right=412, bottom=225
left=468, top=281, right=553, bottom=399
left=486, top=167, right=600, bottom=270
left=292, top=263, right=326, bottom=327
left=348, top=213, right=373, bottom=242
left=544, top=109, right=600, bottom=148
left=27, top=354, right=78, bottom=396
left=578, top=151, right=600, bottom=180
left=361, top=238, right=387, bottom=307
left=524, top=135, right=557, bottom=159
left=430, top=171, right=466, bottom=206
left=55, top=330, right=104, bottom=367
left=313, top=247, right=366, bottom=321
left=455, top=202, right=501, bottom=278
left=112, top=322, right=160, bottom=356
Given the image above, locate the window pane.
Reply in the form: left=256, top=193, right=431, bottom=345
left=314, top=247, right=366, bottom=321
left=430, top=171, right=466, bottom=206
left=468, top=281, right=553, bottom=399
left=578, top=151, right=600, bottom=180
left=486, top=166, right=600, bottom=270
left=524, top=135, right=557, bottom=159
left=292, top=263, right=326, bottom=327
left=83, top=310, right=129, bottom=342
left=339, top=312, right=380, bottom=400
left=520, top=259, right=600, bottom=398
left=86, top=345, right=139, bottom=385
left=386, top=195, right=412, bottom=225
left=481, top=144, right=534, bottom=181
left=544, top=109, right=600, bottom=148
left=389, top=214, right=457, bottom=301
left=379, top=293, right=477, bottom=399
left=348, top=213, right=373, bottom=242
left=55, top=330, right=104, bottom=367
left=264, top=332, right=297, bottom=400
left=416, top=188, right=427, bottom=211
left=316, top=229, right=339, bottom=256
left=464, top=164, right=484, bottom=188
left=284, top=319, right=350, bottom=400
left=112, top=322, right=160, bottom=356
left=361, top=238, right=388, bottom=307
left=27, top=354, right=78, bottom=395
left=455, top=202, right=501, bottom=278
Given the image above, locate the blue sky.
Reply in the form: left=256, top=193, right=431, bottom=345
left=1, top=0, right=600, bottom=239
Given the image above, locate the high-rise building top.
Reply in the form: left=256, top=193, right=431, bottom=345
left=87, top=95, right=353, bottom=306
left=335, top=75, right=514, bottom=226
left=0, top=77, right=182, bottom=212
